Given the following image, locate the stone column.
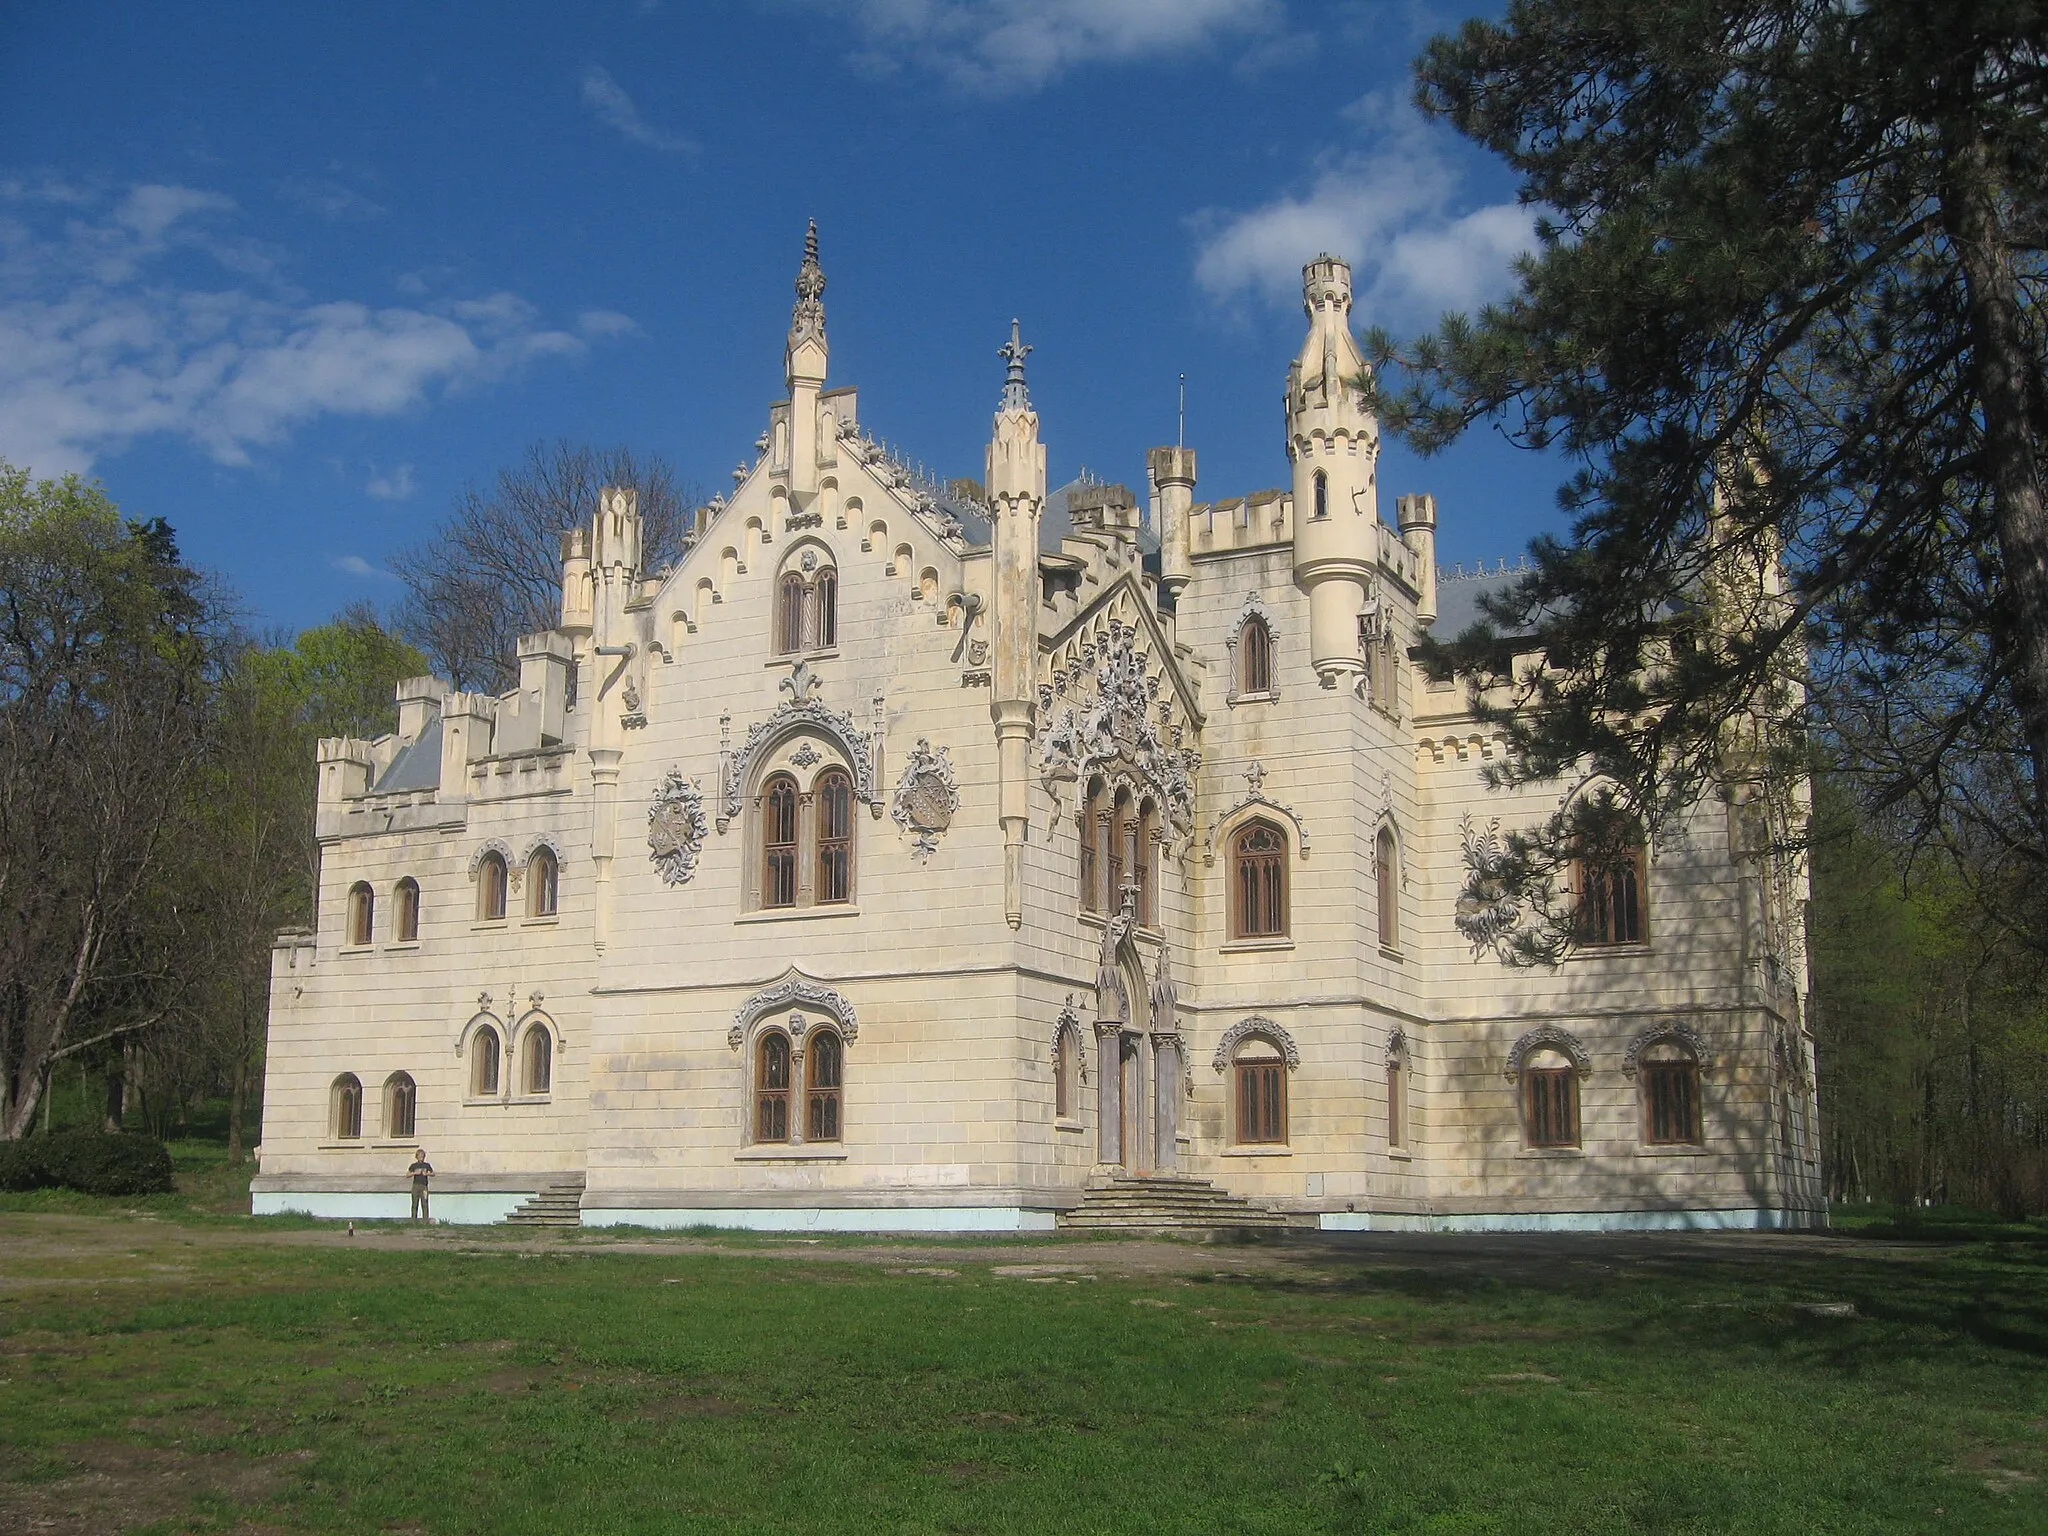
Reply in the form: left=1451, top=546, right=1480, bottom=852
left=1153, top=1033, right=1182, bottom=1173
left=1094, top=1023, right=1122, bottom=1168
left=588, top=747, right=621, bottom=953
left=1128, top=1035, right=1152, bottom=1176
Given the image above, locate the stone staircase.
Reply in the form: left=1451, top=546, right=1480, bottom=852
left=1058, top=1174, right=1292, bottom=1233
left=504, top=1176, right=586, bottom=1228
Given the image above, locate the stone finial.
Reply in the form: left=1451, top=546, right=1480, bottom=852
left=998, top=318, right=1032, bottom=413
left=790, top=219, right=826, bottom=348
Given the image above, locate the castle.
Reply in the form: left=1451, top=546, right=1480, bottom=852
left=253, top=230, right=1824, bottom=1232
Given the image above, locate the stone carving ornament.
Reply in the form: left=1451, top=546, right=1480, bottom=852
left=647, top=768, right=708, bottom=886
left=890, top=737, right=959, bottom=862
left=1503, top=1024, right=1592, bottom=1081
left=721, top=663, right=878, bottom=826
left=1621, top=1021, right=1710, bottom=1079
left=1203, top=760, right=1312, bottom=865
left=727, top=967, right=859, bottom=1050
left=1037, top=619, right=1199, bottom=843
left=1211, top=1015, right=1301, bottom=1072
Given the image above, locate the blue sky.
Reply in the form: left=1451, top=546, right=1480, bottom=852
left=1, top=0, right=1555, bottom=634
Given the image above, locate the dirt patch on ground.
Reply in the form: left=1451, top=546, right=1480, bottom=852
left=0, top=1438, right=309, bottom=1535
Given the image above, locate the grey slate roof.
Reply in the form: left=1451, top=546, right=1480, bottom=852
left=372, top=717, right=442, bottom=793
left=1432, top=563, right=1537, bottom=639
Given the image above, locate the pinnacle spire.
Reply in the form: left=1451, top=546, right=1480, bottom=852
left=789, top=219, right=826, bottom=350
left=997, top=317, right=1032, bottom=412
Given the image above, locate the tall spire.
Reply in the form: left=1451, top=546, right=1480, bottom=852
left=789, top=219, right=826, bottom=349
left=997, top=317, right=1032, bottom=413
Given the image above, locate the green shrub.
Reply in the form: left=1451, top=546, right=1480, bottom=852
left=0, top=1132, right=173, bottom=1195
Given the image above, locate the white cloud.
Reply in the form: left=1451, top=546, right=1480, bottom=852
left=578, top=308, right=641, bottom=339
left=366, top=462, right=416, bottom=500
left=0, top=183, right=606, bottom=478
left=330, top=553, right=397, bottom=580
left=279, top=171, right=387, bottom=223
left=829, top=0, right=1282, bottom=92
left=1192, top=90, right=1537, bottom=330
left=578, top=65, right=700, bottom=155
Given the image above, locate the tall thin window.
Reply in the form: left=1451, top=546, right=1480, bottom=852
left=333, top=1074, right=362, bottom=1139
left=1233, top=1038, right=1287, bottom=1144
left=1241, top=617, right=1273, bottom=695
left=525, top=1025, right=553, bottom=1095
left=1312, top=470, right=1328, bottom=520
left=1079, top=779, right=1105, bottom=913
left=1376, top=826, right=1399, bottom=950
left=816, top=770, right=853, bottom=904
left=394, top=878, right=420, bottom=943
left=528, top=848, right=558, bottom=918
left=1054, top=1026, right=1078, bottom=1119
left=1107, top=790, right=1129, bottom=913
left=472, top=1025, right=501, bottom=1098
left=346, top=882, right=374, bottom=947
left=1231, top=820, right=1288, bottom=940
left=763, top=775, right=799, bottom=908
left=1386, top=1059, right=1406, bottom=1149
left=1523, top=1053, right=1579, bottom=1148
left=1136, top=801, right=1159, bottom=927
left=807, top=1030, right=843, bottom=1141
left=385, top=1072, right=416, bottom=1138
left=1641, top=1047, right=1700, bottom=1145
left=777, top=573, right=807, bottom=655
left=816, top=569, right=837, bottom=648
left=1578, top=839, right=1646, bottom=946
left=477, top=852, right=508, bottom=922
left=756, top=1032, right=791, bottom=1141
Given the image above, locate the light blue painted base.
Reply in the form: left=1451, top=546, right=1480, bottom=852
left=581, top=1206, right=1060, bottom=1234
left=1318, top=1207, right=1828, bottom=1234
left=251, top=1191, right=528, bottom=1225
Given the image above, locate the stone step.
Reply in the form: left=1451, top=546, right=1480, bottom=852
left=1058, top=1174, right=1291, bottom=1232
left=504, top=1177, right=587, bottom=1227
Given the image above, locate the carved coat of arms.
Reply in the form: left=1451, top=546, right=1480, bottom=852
left=648, top=768, right=708, bottom=885
left=890, top=738, right=958, bottom=863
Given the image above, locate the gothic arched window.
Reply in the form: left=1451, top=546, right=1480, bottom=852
left=816, top=568, right=838, bottom=648
left=1232, top=1035, right=1288, bottom=1145
left=471, top=1024, right=502, bottom=1098
left=1640, top=1042, right=1701, bottom=1145
left=756, top=1031, right=792, bottom=1142
left=1376, top=825, right=1399, bottom=950
left=1080, top=778, right=1107, bottom=913
left=1522, top=1049, right=1580, bottom=1148
left=1241, top=616, right=1273, bottom=696
left=807, top=1029, right=843, bottom=1141
left=1230, top=819, right=1288, bottom=940
left=346, top=882, right=374, bottom=947
left=393, top=878, right=420, bottom=943
left=775, top=555, right=838, bottom=654
left=777, top=572, right=807, bottom=654
left=527, top=847, right=558, bottom=918
left=762, top=775, right=800, bottom=908
left=476, top=852, right=508, bottom=922
left=816, top=769, right=853, bottom=904
left=524, top=1024, right=553, bottom=1095
left=332, top=1074, right=362, bottom=1140
left=1054, top=1023, right=1081, bottom=1120
left=1577, top=830, right=1647, bottom=946
left=385, top=1072, right=416, bottom=1138
left=1312, top=470, right=1328, bottom=520
left=1108, top=788, right=1131, bottom=913
left=1136, top=800, right=1160, bottom=927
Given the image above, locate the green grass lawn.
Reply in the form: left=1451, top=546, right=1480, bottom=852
left=0, top=1162, right=2043, bottom=1533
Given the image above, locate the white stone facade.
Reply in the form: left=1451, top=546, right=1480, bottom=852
left=254, top=234, right=1824, bottom=1231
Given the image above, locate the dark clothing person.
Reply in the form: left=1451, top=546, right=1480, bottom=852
left=408, top=1152, right=433, bottom=1221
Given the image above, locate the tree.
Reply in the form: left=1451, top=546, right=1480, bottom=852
left=0, top=460, right=218, bottom=1139
left=1367, top=0, right=2048, bottom=953
left=393, top=440, right=699, bottom=691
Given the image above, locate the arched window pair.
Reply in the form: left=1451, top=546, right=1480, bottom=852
left=329, top=1071, right=417, bottom=1139
left=754, top=1028, right=844, bottom=1143
left=350, top=878, right=423, bottom=945
left=1079, top=780, right=1160, bottom=925
left=474, top=848, right=559, bottom=922
left=1230, top=818, right=1289, bottom=940
left=1517, top=1035, right=1703, bottom=1150
left=759, top=767, right=855, bottom=909
left=775, top=559, right=839, bottom=655
left=467, top=1020, right=554, bottom=1098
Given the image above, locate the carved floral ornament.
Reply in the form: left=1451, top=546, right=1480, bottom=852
left=1055, top=994, right=1089, bottom=1084
left=1503, top=1024, right=1592, bottom=1082
left=890, top=737, right=959, bottom=862
left=647, top=768, right=708, bottom=886
left=468, top=839, right=514, bottom=880
left=1621, top=1021, right=1711, bottom=1079
left=1386, top=1026, right=1409, bottom=1065
left=1036, top=618, right=1199, bottom=845
left=1211, top=1016, right=1302, bottom=1072
left=1203, top=760, right=1311, bottom=866
left=720, top=662, right=881, bottom=829
left=727, top=967, right=859, bottom=1051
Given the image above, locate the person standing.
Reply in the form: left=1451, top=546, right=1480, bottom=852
left=407, top=1148, right=433, bottom=1221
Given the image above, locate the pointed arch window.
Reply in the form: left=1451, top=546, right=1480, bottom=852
left=816, top=769, right=853, bottom=904
left=815, top=568, right=838, bottom=648
left=1080, top=777, right=1107, bottom=913
left=756, top=1031, right=792, bottom=1141
left=476, top=851, right=508, bottom=922
left=393, top=878, right=420, bottom=943
left=527, top=847, right=558, bottom=918
left=1577, top=831, right=1647, bottom=946
left=346, top=882, right=374, bottom=947
left=1386, top=1056, right=1407, bottom=1150
left=1241, top=616, right=1273, bottom=696
left=385, top=1072, right=417, bottom=1138
left=471, top=1024, right=502, bottom=1098
left=763, top=775, right=800, bottom=908
left=524, top=1023, right=553, bottom=1095
left=331, top=1074, right=362, bottom=1140
left=1054, top=1022, right=1081, bottom=1120
left=1312, top=470, right=1329, bottom=520
left=1107, top=788, right=1131, bottom=913
left=1230, top=819, right=1289, bottom=940
left=777, top=573, right=807, bottom=654
left=807, top=1030, right=843, bottom=1141
left=774, top=554, right=839, bottom=655
left=1375, top=825, right=1399, bottom=950
left=1136, top=800, right=1159, bottom=927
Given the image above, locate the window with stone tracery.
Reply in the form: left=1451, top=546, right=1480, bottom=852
left=773, top=551, right=839, bottom=655
left=756, top=1031, right=791, bottom=1141
left=1232, top=1036, right=1288, bottom=1144
left=751, top=757, right=856, bottom=913
left=807, top=1030, right=843, bottom=1141
left=1230, top=819, right=1288, bottom=940
left=1240, top=616, right=1273, bottom=696
left=331, top=1074, right=362, bottom=1140
left=763, top=775, right=799, bottom=908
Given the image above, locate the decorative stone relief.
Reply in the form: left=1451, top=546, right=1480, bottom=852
left=621, top=674, right=646, bottom=730
left=468, top=840, right=513, bottom=879
left=1093, top=888, right=1136, bottom=1023
left=1386, top=1026, right=1408, bottom=1065
left=727, top=967, right=858, bottom=1050
left=1203, top=761, right=1311, bottom=865
left=720, top=663, right=878, bottom=828
left=517, top=834, right=564, bottom=868
left=1211, top=1015, right=1301, bottom=1072
left=1503, top=1024, right=1592, bottom=1081
left=647, top=769, right=708, bottom=886
left=1055, top=995, right=1088, bottom=1085
left=1621, top=1021, right=1711, bottom=1079
left=789, top=743, right=822, bottom=770
left=890, top=738, right=959, bottom=862
left=1037, top=619, right=1199, bottom=844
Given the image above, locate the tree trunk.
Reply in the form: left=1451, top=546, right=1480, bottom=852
left=104, top=1059, right=123, bottom=1133
left=227, top=1051, right=247, bottom=1165
left=1945, top=133, right=2048, bottom=828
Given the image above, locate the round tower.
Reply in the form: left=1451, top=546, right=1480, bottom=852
left=1287, top=253, right=1379, bottom=689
